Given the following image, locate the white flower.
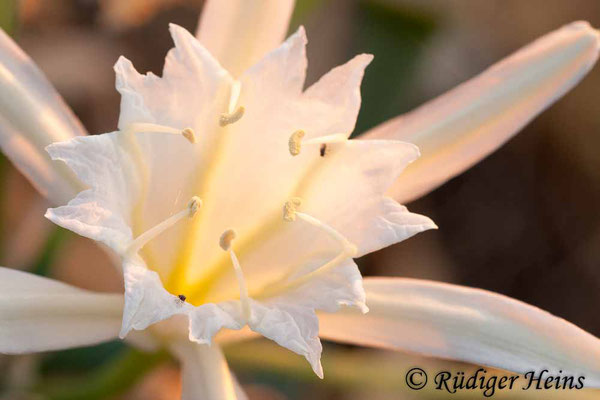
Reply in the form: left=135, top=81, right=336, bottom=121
left=43, top=23, right=436, bottom=378
left=0, top=2, right=600, bottom=399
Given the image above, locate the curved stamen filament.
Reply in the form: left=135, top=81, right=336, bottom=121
left=288, top=132, right=347, bottom=156
left=125, top=123, right=196, bottom=144
left=294, top=211, right=357, bottom=256
left=125, top=196, right=202, bottom=257
left=258, top=199, right=358, bottom=299
left=220, top=229, right=251, bottom=321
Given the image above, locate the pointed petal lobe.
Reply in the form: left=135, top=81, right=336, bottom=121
left=196, top=0, right=295, bottom=76
left=301, top=53, right=373, bottom=136
left=0, top=267, right=123, bottom=354
left=363, top=21, right=600, bottom=203
left=318, top=277, right=600, bottom=387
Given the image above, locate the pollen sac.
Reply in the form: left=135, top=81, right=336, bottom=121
left=187, top=196, right=202, bottom=217
left=283, top=197, right=302, bottom=222
left=288, top=130, right=305, bottom=156
left=219, top=106, right=245, bottom=127
left=182, top=128, right=196, bottom=143
left=219, top=229, right=237, bottom=251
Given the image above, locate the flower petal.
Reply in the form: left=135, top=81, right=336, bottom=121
left=298, top=140, right=436, bottom=256
left=196, top=0, right=295, bottom=77
left=45, top=133, right=140, bottom=253
left=318, top=277, right=600, bottom=386
left=115, top=24, right=232, bottom=131
left=248, top=299, right=323, bottom=378
left=362, top=21, right=600, bottom=203
left=300, top=53, right=373, bottom=137
left=117, top=258, right=244, bottom=344
left=170, top=341, right=247, bottom=400
left=0, top=30, right=85, bottom=205
left=246, top=258, right=368, bottom=378
left=119, top=259, right=190, bottom=338
left=0, top=267, right=123, bottom=354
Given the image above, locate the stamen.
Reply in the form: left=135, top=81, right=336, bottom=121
left=257, top=202, right=358, bottom=299
left=126, top=123, right=196, bottom=143
left=219, top=229, right=251, bottom=321
left=283, top=198, right=356, bottom=256
left=288, top=132, right=346, bottom=156
left=219, top=106, right=245, bottom=127
left=219, top=80, right=245, bottom=127
left=283, top=197, right=302, bottom=221
left=125, top=196, right=201, bottom=257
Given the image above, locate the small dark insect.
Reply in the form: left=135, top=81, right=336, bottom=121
left=178, top=294, right=187, bottom=302
left=319, top=144, right=327, bottom=157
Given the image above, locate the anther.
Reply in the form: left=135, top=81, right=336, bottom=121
left=288, top=130, right=305, bottom=156
left=219, top=106, right=245, bottom=127
left=219, top=229, right=237, bottom=251
left=182, top=128, right=197, bottom=143
left=283, top=197, right=302, bottom=221
left=125, top=196, right=202, bottom=257
left=188, top=196, right=202, bottom=217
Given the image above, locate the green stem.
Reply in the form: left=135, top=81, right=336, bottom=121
left=36, top=348, right=170, bottom=400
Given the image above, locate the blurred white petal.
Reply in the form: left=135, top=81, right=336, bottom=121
left=319, top=277, right=600, bottom=386
left=363, top=21, right=600, bottom=203
left=196, top=0, right=295, bottom=76
left=170, top=341, right=247, bottom=400
left=0, top=29, right=85, bottom=205
left=0, top=267, right=123, bottom=354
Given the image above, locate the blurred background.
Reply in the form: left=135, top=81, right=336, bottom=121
left=1, top=0, right=600, bottom=399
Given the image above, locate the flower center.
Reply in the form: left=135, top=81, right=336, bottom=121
left=124, top=81, right=356, bottom=307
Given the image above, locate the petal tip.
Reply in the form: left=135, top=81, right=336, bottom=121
left=315, top=361, right=324, bottom=379
left=118, top=326, right=130, bottom=340
left=358, top=53, right=375, bottom=65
